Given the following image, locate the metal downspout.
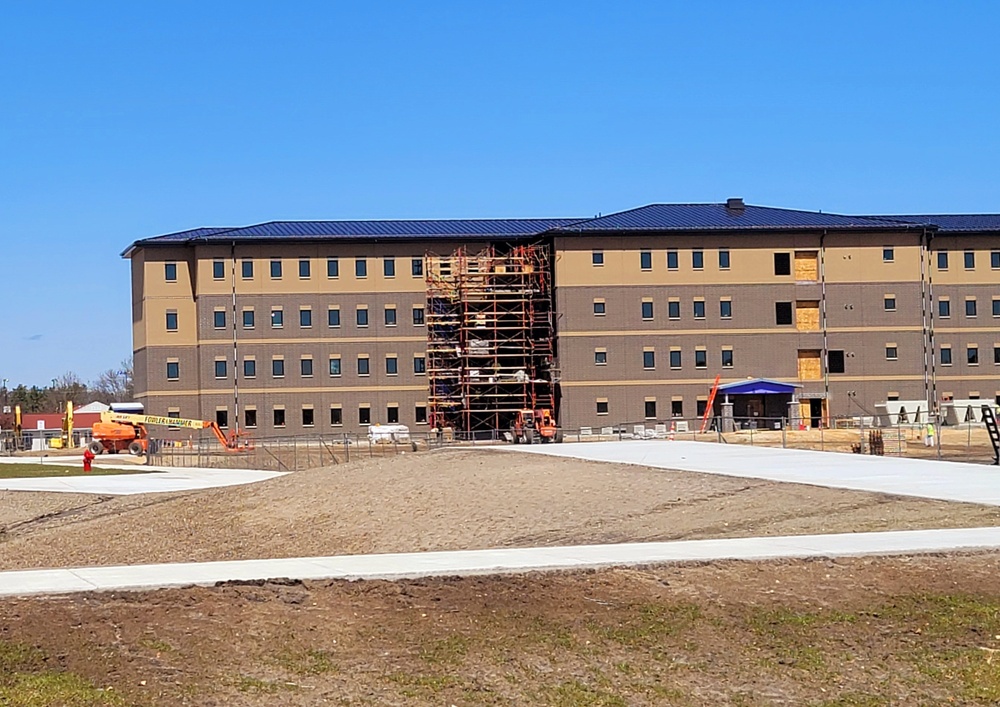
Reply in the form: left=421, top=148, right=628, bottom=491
left=231, top=242, right=240, bottom=435
left=820, top=230, right=829, bottom=421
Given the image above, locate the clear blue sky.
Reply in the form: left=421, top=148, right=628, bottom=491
left=1, top=1, right=998, bottom=387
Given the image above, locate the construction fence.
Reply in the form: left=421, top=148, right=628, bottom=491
left=147, top=433, right=424, bottom=471
left=552, top=415, right=998, bottom=465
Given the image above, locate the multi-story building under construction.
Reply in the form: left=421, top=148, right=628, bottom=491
left=124, top=200, right=1000, bottom=437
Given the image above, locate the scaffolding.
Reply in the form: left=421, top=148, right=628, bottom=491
left=426, top=243, right=557, bottom=432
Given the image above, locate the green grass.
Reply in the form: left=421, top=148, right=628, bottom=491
left=0, top=463, right=150, bottom=478
left=0, top=639, right=124, bottom=706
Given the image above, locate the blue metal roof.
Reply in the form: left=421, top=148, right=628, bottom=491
left=127, top=219, right=582, bottom=254
left=871, top=214, right=1000, bottom=233
left=718, top=378, right=801, bottom=395
left=554, top=203, right=920, bottom=232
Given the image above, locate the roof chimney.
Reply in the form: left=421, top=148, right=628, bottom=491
left=726, top=197, right=745, bottom=212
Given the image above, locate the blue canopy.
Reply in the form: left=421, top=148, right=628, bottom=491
left=717, top=378, right=801, bottom=396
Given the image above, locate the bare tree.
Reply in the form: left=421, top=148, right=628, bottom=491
left=47, top=372, right=88, bottom=411
left=90, top=357, right=134, bottom=403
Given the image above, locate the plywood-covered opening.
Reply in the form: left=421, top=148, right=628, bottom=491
left=794, top=251, right=818, bottom=281
left=797, top=349, right=822, bottom=380
left=795, top=300, right=820, bottom=331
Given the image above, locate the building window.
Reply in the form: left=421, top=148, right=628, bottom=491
left=270, top=259, right=282, bottom=279
left=884, top=296, right=896, bottom=312
left=300, top=308, right=312, bottom=328
left=641, top=301, right=653, bottom=320
left=245, top=409, right=257, bottom=428
left=385, top=307, right=397, bottom=326
left=965, top=250, right=975, bottom=270
left=386, top=356, right=398, bottom=375
left=939, top=299, right=951, bottom=318
left=241, top=260, right=254, bottom=279
left=883, top=247, right=894, bottom=263
left=592, top=250, right=604, bottom=266
left=216, top=409, right=228, bottom=429
left=413, top=307, right=425, bottom=325
left=299, top=259, right=311, bottom=278
left=994, top=346, right=1000, bottom=365
left=774, top=253, right=791, bottom=276
left=329, top=357, right=341, bottom=376
left=165, top=311, right=178, bottom=331
left=415, top=405, right=428, bottom=424
left=213, top=260, right=225, bottom=279
left=301, top=358, right=313, bottom=377
left=968, top=346, right=979, bottom=366
left=330, top=407, right=343, bottom=426
left=668, top=301, right=680, bottom=319
left=940, top=346, right=952, bottom=366
left=272, top=358, right=285, bottom=377
left=214, top=360, right=227, bottom=379
left=596, top=400, right=609, bottom=415
left=644, top=400, right=657, bottom=419
left=302, top=408, right=315, bottom=427
left=666, top=250, right=678, bottom=270
left=993, top=299, right=1000, bottom=318
left=695, top=350, right=707, bottom=368
left=356, top=308, right=369, bottom=327
left=828, top=350, right=846, bottom=374
left=359, top=406, right=371, bottom=425
left=243, top=359, right=256, bottom=378
left=670, top=350, right=682, bottom=368
left=358, top=357, right=370, bottom=376
left=692, top=250, right=704, bottom=270
left=775, top=302, right=793, bottom=325
left=671, top=400, right=683, bottom=417
left=166, top=361, right=179, bottom=380
left=412, top=258, right=424, bottom=277
left=384, top=258, right=396, bottom=277
left=274, top=408, right=286, bottom=428
left=643, top=350, right=655, bottom=369
left=885, top=345, right=898, bottom=361
left=214, top=310, right=226, bottom=329
left=720, top=300, right=732, bottom=319
left=167, top=409, right=181, bottom=419
left=328, top=308, right=341, bottom=328
left=640, top=251, right=652, bottom=270
left=719, top=249, right=730, bottom=269
left=966, top=299, right=977, bottom=317
left=693, top=300, right=705, bottom=319
left=385, top=405, right=399, bottom=424
left=594, top=350, right=607, bottom=365
left=164, top=262, right=177, bottom=282
left=271, top=308, right=283, bottom=328
left=937, top=251, right=948, bottom=270
left=327, top=258, right=339, bottom=278
left=413, top=356, right=426, bottom=374
left=355, top=259, right=367, bottom=278
left=237, top=311, right=253, bottom=331
left=722, top=349, right=734, bottom=368
left=992, top=251, right=1000, bottom=269
left=593, top=300, right=606, bottom=316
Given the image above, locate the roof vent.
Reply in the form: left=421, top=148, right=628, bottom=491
left=726, top=197, right=745, bottom=212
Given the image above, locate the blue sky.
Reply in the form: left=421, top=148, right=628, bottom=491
left=1, top=1, right=998, bottom=387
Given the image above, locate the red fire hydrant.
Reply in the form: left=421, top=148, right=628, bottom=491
left=82, top=447, right=95, bottom=473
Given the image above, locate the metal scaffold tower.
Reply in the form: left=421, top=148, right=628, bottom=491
left=426, top=243, right=557, bottom=433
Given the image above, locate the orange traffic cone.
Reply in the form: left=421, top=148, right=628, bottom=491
left=668, top=421, right=676, bottom=441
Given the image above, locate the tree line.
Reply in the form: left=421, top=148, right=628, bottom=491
left=2, top=358, right=134, bottom=414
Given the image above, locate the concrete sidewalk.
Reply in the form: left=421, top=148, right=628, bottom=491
left=0, top=457, right=283, bottom=495
left=2, top=526, right=999, bottom=597
left=504, top=441, right=1000, bottom=506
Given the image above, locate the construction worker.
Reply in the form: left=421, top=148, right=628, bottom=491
left=924, top=421, right=936, bottom=447
left=82, top=446, right=95, bottom=473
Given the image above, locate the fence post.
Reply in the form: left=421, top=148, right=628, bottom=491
left=820, top=422, right=825, bottom=452
left=781, top=418, right=786, bottom=449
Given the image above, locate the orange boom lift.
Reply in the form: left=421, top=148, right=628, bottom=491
left=89, top=410, right=251, bottom=456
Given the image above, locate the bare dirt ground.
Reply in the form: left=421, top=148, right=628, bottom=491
left=1, top=448, right=999, bottom=571
left=2, top=554, right=1000, bottom=705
